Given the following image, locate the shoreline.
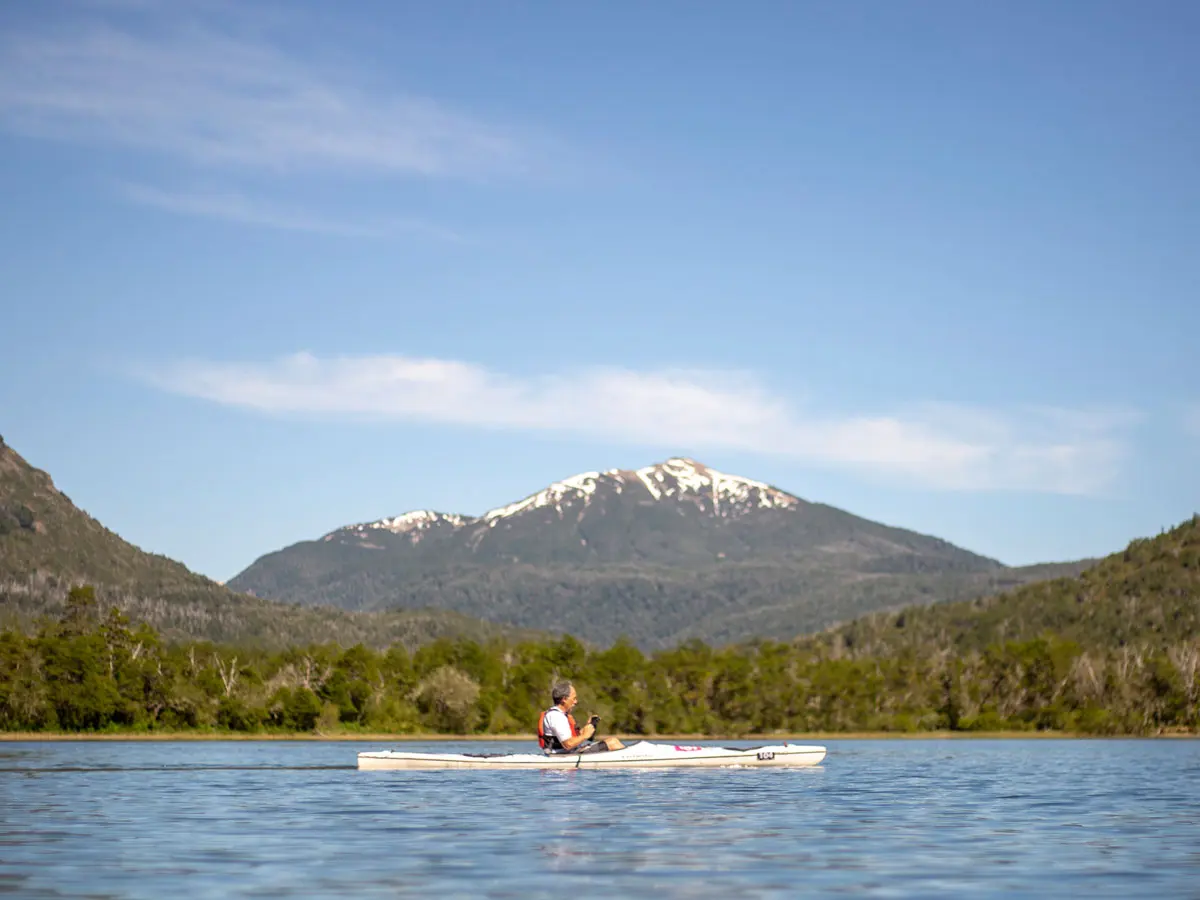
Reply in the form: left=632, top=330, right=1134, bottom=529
left=2, top=730, right=1195, bottom=742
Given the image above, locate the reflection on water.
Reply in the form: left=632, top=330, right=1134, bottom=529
left=1, top=739, right=1199, bottom=897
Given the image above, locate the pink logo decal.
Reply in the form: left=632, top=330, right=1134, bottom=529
left=673, top=745, right=703, bottom=751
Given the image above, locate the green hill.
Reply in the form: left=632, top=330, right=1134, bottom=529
left=0, top=434, right=235, bottom=600
left=813, top=514, right=1200, bottom=656
left=0, top=435, right=541, bottom=650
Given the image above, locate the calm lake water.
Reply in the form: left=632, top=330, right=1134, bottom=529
left=2, top=738, right=1198, bottom=898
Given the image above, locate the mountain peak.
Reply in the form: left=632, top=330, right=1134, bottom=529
left=627, top=457, right=800, bottom=512
left=480, top=456, right=801, bottom=525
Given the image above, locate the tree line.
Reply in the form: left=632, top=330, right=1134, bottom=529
left=1, top=585, right=1197, bottom=736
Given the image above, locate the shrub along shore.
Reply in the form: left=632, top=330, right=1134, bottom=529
left=3, top=585, right=1199, bottom=738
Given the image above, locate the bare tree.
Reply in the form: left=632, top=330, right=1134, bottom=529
left=214, top=655, right=239, bottom=697
left=1168, top=642, right=1200, bottom=710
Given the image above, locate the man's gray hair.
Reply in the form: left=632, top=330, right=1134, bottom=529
left=551, top=680, right=574, bottom=705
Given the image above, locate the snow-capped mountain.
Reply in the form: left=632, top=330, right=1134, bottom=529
left=227, top=455, right=1028, bottom=647
left=320, top=457, right=803, bottom=550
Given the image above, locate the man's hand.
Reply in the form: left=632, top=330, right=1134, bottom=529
left=560, top=708, right=602, bottom=750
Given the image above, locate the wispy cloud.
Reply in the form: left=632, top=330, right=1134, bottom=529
left=0, top=14, right=533, bottom=179
left=139, top=352, right=1134, bottom=495
left=120, top=183, right=462, bottom=240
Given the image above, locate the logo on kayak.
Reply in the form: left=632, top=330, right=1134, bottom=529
left=673, top=745, right=703, bottom=751
left=757, top=751, right=775, bottom=761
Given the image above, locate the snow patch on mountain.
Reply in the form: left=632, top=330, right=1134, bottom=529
left=636, top=457, right=799, bottom=515
left=483, top=471, right=615, bottom=524
left=480, top=457, right=799, bottom=525
left=635, top=466, right=663, bottom=500
left=324, top=510, right=473, bottom=544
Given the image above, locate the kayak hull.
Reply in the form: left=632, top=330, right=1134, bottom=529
left=357, top=740, right=826, bottom=770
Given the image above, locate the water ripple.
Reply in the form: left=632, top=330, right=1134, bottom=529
left=1, top=739, right=1198, bottom=897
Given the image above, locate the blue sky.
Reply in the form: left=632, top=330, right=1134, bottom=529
left=1, top=0, right=1197, bottom=582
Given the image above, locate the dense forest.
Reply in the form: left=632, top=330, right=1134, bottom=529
left=2, top=575, right=1197, bottom=737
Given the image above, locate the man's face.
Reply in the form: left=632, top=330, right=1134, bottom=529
left=564, top=687, right=577, bottom=711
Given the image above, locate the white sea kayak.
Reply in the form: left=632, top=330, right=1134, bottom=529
left=357, top=740, right=826, bottom=770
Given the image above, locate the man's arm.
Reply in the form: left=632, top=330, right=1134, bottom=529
left=554, top=720, right=597, bottom=753
left=566, top=717, right=624, bottom=752
left=560, top=721, right=596, bottom=750
left=561, top=715, right=600, bottom=748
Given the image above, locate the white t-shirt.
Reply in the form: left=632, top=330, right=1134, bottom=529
left=542, top=708, right=574, bottom=744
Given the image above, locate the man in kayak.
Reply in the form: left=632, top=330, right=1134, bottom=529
left=538, top=681, right=625, bottom=754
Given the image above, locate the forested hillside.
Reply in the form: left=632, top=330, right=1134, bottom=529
left=0, top=436, right=542, bottom=649
left=0, top=435, right=236, bottom=602
left=820, top=515, right=1200, bottom=656
left=0, top=574, right=542, bottom=651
